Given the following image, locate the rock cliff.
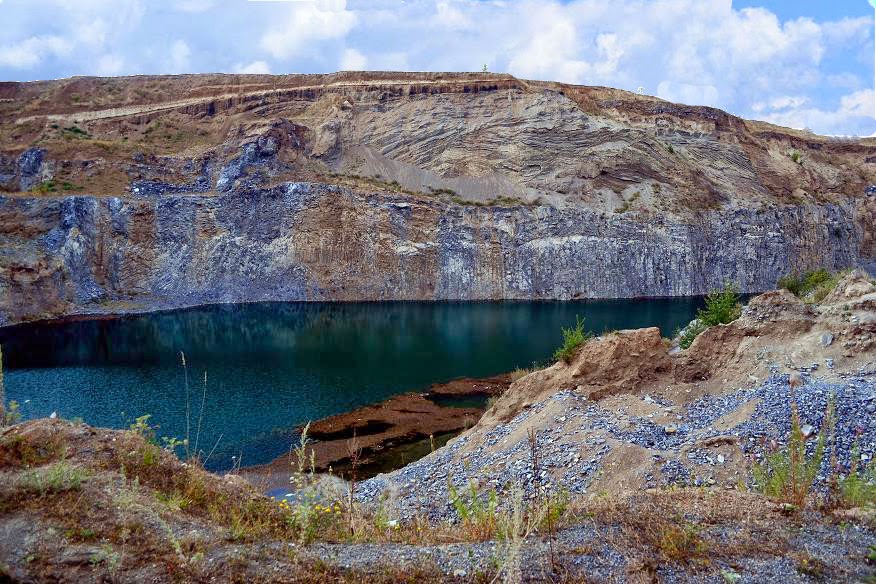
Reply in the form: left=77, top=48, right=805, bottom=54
left=0, top=72, right=874, bottom=324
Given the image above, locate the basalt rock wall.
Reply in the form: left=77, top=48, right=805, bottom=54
left=0, top=183, right=863, bottom=325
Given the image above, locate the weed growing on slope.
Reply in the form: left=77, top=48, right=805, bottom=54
left=752, top=399, right=834, bottom=508
left=677, top=320, right=708, bottom=350
left=553, top=316, right=591, bottom=364
left=30, top=181, right=58, bottom=194
left=509, top=366, right=537, bottom=382
left=836, top=446, right=876, bottom=509
left=284, top=423, right=345, bottom=544
left=448, top=480, right=500, bottom=540
left=19, top=460, right=90, bottom=494
left=657, top=520, right=707, bottom=563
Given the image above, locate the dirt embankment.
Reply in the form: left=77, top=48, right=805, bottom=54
left=356, top=271, right=875, bottom=516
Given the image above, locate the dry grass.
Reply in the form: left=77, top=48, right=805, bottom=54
left=0, top=419, right=870, bottom=583
left=508, top=366, right=536, bottom=382
left=578, top=489, right=792, bottom=572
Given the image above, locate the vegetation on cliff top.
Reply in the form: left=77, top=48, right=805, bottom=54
left=779, top=268, right=850, bottom=304
left=553, top=316, right=592, bottom=363
left=677, top=285, right=742, bottom=349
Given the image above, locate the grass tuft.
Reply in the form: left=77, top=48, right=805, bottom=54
left=448, top=480, right=499, bottom=540
left=19, top=460, right=90, bottom=494
left=836, top=446, right=876, bottom=509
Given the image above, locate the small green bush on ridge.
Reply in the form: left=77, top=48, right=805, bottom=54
left=677, top=285, right=742, bottom=349
left=697, top=286, right=742, bottom=327
left=553, top=316, right=592, bottom=363
left=777, top=268, right=848, bottom=303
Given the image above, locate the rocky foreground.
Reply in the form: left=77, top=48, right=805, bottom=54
left=2, top=72, right=876, bottom=324
left=358, top=272, right=876, bottom=516
left=0, top=273, right=874, bottom=583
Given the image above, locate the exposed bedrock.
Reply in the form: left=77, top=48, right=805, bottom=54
left=0, top=183, right=865, bottom=325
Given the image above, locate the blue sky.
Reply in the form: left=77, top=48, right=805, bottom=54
left=0, top=0, right=873, bottom=136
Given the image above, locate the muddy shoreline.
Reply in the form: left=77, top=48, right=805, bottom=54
left=241, top=375, right=511, bottom=491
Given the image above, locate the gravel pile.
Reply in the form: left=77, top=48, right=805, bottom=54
left=358, top=371, right=876, bottom=520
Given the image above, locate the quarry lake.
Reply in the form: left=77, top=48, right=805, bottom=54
left=0, top=299, right=702, bottom=470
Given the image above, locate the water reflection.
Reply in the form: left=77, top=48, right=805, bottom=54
left=0, top=299, right=701, bottom=470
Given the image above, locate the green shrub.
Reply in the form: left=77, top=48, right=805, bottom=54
left=30, top=181, right=57, bottom=194
left=553, top=316, right=592, bottom=364
left=697, top=286, right=742, bottom=327
left=752, top=399, right=834, bottom=507
left=129, top=414, right=157, bottom=444
left=778, top=268, right=846, bottom=303
left=789, top=149, right=803, bottom=165
left=678, top=320, right=708, bottom=350
left=64, top=125, right=90, bottom=138
left=20, top=460, right=90, bottom=494
left=2, top=401, right=20, bottom=426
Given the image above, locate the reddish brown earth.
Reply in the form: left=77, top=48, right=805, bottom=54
left=241, top=375, right=510, bottom=490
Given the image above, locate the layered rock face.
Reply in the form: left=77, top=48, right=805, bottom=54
left=0, top=183, right=862, bottom=324
left=0, top=72, right=874, bottom=324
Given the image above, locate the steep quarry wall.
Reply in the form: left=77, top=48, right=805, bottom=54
left=2, top=72, right=875, bottom=325
left=0, top=184, right=862, bottom=325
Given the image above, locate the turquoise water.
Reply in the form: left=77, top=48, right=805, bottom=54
left=0, top=300, right=701, bottom=470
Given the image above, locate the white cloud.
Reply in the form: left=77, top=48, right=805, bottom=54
left=96, top=54, right=125, bottom=75
left=177, top=0, right=214, bottom=12
left=168, top=40, right=191, bottom=74
left=656, top=82, right=720, bottom=107
left=507, top=4, right=589, bottom=84
left=0, top=36, right=73, bottom=69
left=260, top=0, right=357, bottom=59
left=73, top=19, right=109, bottom=48
left=751, top=96, right=809, bottom=113
left=434, top=1, right=472, bottom=30
left=340, top=48, right=367, bottom=70
left=234, top=60, right=272, bottom=74
left=755, top=89, right=874, bottom=135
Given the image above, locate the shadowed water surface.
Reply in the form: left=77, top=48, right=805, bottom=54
left=0, top=300, right=701, bottom=470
